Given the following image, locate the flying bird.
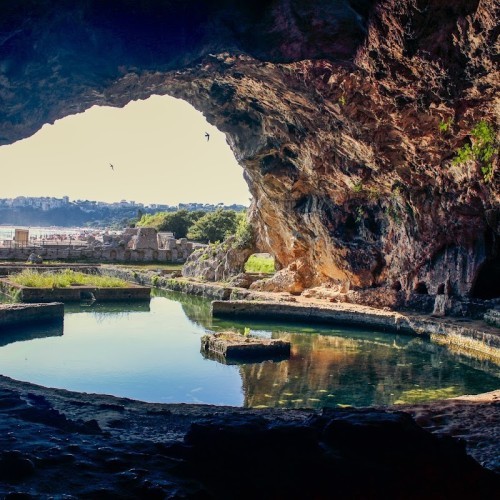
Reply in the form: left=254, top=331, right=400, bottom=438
left=109, top=163, right=114, bottom=170
left=205, top=132, right=210, bottom=141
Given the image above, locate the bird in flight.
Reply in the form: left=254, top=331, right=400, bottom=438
left=205, top=132, right=210, bottom=141
left=109, top=163, right=114, bottom=170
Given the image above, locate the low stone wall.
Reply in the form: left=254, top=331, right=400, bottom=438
left=212, top=300, right=500, bottom=360
left=100, top=267, right=233, bottom=300
left=212, top=300, right=416, bottom=333
left=0, top=239, right=194, bottom=263
left=0, top=302, right=64, bottom=328
left=0, top=279, right=150, bottom=303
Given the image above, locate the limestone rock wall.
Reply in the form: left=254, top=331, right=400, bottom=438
left=0, top=0, right=498, bottom=304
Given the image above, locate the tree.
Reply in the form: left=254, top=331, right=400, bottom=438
left=187, top=209, right=239, bottom=243
left=137, top=209, right=207, bottom=238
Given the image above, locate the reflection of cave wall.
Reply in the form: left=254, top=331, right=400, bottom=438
left=0, top=0, right=498, bottom=302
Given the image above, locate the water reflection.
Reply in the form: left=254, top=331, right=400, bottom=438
left=237, top=332, right=493, bottom=408
left=0, top=322, right=63, bottom=348
left=151, top=289, right=213, bottom=327
left=0, top=289, right=497, bottom=407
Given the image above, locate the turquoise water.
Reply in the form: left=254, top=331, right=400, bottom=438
left=0, top=290, right=498, bottom=407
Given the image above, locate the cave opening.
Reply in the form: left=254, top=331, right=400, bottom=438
left=471, top=260, right=500, bottom=300
left=414, top=281, right=428, bottom=294
left=0, top=95, right=250, bottom=210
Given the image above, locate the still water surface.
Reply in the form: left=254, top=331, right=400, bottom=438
left=0, top=290, right=498, bottom=407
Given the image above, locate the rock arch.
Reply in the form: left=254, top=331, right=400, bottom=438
left=1, top=0, right=498, bottom=303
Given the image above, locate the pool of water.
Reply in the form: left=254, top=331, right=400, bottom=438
left=0, top=290, right=498, bottom=407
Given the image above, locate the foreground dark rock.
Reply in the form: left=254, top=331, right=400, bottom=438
left=0, top=0, right=498, bottom=305
left=0, top=376, right=498, bottom=498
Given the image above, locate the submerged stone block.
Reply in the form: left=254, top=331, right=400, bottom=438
left=201, top=331, right=290, bottom=362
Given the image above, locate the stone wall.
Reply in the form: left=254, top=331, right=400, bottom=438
left=0, top=303, right=64, bottom=328
left=0, top=229, right=195, bottom=263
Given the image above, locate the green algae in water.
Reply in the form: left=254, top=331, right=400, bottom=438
left=394, top=386, right=462, bottom=404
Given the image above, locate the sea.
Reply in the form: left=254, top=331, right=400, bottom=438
left=0, top=225, right=95, bottom=241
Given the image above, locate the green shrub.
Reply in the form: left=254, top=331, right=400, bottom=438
left=352, top=182, right=363, bottom=193
left=187, top=209, right=239, bottom=243
left=438, top=118, right=453, bottom=133
left=233, top=212, right=254, bottom=249
left=452, top=120, right=497, bottom=182
left=137, top=209, right=206, bottom=238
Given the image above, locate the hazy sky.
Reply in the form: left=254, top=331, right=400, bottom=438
left=0, top=95, right=251, bottom=206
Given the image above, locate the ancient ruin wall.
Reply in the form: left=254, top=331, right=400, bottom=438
left=0, top=0, right=498, bottom=303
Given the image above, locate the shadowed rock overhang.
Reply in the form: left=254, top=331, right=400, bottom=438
left=0, top=0, right=498, bottom=304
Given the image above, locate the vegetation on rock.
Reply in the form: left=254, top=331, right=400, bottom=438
left=452, top=121, right=498, bottom=182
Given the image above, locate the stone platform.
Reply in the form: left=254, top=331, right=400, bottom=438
left=0, top=302, right=64, bottom=328
left=0, top=279, right=150, bottom=303
left=201, top=331, right=291, bottom=362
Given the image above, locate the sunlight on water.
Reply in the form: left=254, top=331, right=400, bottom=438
left=0, top=290, right=498, bottom=407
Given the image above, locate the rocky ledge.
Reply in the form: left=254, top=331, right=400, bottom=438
left=0, top=376, right=498, bottom=498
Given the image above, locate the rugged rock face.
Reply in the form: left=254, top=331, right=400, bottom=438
left=0, top=378, right=499, bottom=498
left=0, top=0, right=498, bottom=306
left=182, top=237, right=255, bottom=282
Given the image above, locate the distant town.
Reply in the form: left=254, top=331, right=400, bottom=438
left=0, top=196, right=247, bottom=228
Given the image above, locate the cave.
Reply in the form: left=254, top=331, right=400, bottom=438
left=471, top=260, right=500, bottom=300
left=414, top=282, right=428, bottom=295
left=0, top=0, right=498, bottom=302
left=0, top=2, right=499, bottom=497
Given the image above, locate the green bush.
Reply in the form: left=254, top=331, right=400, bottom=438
left=233, top=212, right=254, bottom=249
left=452, top=120, right=497, bottom=182
left=438, top=118, right=453, bottom=133
left=137, top=209, right=206, bottom=237
left=187, top=209, right=239, bottom=243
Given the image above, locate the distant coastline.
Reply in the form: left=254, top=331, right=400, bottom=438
left=0, top=197, right=247, bottom=229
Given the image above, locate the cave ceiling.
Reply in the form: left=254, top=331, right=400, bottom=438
left=0, top=0, right=498, bottom=301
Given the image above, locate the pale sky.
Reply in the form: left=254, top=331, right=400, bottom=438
left=0, top=95, right=251, bottom=206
